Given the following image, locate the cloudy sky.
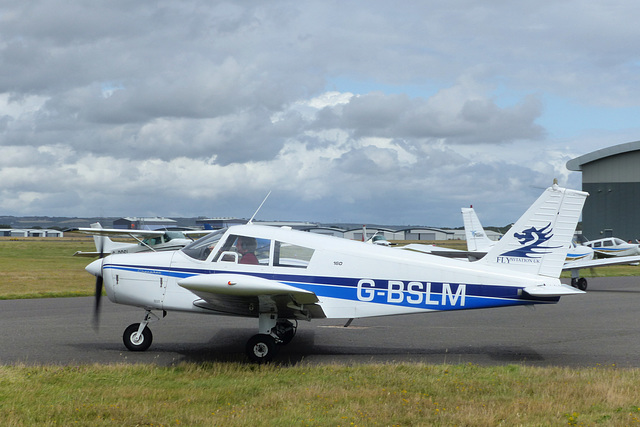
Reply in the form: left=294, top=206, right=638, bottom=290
left=2, top=1, right=640, bottom=227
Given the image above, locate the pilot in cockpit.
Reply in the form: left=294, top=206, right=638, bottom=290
left=237, top=237, right=259, bottom=264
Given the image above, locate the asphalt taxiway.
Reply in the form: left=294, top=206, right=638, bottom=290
left=1, top=276, right=638, bottom=367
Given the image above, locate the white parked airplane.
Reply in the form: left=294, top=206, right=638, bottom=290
left=459, top=207, right=640, bottom=290
left=583, top=237, right=640, bottom=257
left=71, top=223, right=206, bottom=257
left=86, top=183, right=587, bottom=362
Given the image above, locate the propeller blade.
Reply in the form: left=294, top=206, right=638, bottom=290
left=93, top=275, right=103, bottom=330
left=93, top=235, right=106, bottom=330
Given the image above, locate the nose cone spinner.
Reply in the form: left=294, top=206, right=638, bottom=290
left=86, top=258, right=103, bottom=277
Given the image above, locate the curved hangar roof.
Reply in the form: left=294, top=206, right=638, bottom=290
left=567, top=140, right=640, bottom=171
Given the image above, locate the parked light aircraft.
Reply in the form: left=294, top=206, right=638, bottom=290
left=71, top=223, right=207, bottom=257
left=86, top=183, right=587, bottom=362
left=583, top=237, right=640, bottom=257
left=363, top=227, right=392, bottom=246
left=455, top=207, right=640, bottom=291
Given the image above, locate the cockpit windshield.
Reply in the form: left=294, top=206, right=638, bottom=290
left=181, top=228, right=227, bottom=260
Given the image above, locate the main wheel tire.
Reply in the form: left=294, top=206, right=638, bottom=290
left=123, top=323, right=153, bottom=352
left=246, top=334, right=278, bottom=363
left=577, top=277, right=588, bottom=291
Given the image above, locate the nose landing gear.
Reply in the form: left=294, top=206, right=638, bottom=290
left=122, top=310, right=163, bottom=352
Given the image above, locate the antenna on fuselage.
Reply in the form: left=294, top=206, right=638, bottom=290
left=248, top=191, right=271, bottom=225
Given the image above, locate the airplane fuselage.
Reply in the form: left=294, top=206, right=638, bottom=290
left=96, top=225, right=561, bottom=320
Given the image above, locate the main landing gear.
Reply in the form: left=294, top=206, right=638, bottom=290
left=570, top=277, right=588, bottom=291
left=245, top=314, right=297, bottom=363
left=121, top=310, right=297, bottom=363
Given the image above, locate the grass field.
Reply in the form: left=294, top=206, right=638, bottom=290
left=0, top=237, right=96, bottom=299
left=1, top=363, right=639, bottom=426
left=1, top=238, right=640, bottom=426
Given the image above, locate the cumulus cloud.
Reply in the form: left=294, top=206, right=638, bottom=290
left=0, top=1, right=639, bottom=225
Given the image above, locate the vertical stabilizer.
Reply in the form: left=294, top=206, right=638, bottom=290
left=479, top=183, right=588, bottom=278
left=89, top=222, right=119, bottom=254
left=461, top=207, right=495, bottom=252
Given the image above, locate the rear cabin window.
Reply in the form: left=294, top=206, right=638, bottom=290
left=274, top=241, right=314, bottom=268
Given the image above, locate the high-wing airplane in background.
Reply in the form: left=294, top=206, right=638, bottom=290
left=85, top=183, right=588, bottom=363
left=457, top=207, right=640, bottom=291
left=583, top=237, right=640, bottom=257
left=70, top=223, right=207, bottom=257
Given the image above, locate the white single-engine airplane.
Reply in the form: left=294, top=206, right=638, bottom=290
left=583, top=237, right=640, bottom=257
left=457, top=207, right=640, bottom=291
left=86, top=183, right=588, bottom=362
left=71, top=223, right=206, bottom=257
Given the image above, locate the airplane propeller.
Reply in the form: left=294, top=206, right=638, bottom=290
left=92, top=235, right=107, bottom=330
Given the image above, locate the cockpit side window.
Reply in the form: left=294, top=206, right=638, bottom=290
left=213, top=235, right=271, bottom=265
left=164, top=231, right=183, bottom=243
left=273, top=241, right=314, bottom=268
left=142, top=237, right=160, bottom=246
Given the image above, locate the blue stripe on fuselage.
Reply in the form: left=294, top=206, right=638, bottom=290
left=102, top=263, right=559, bottom=311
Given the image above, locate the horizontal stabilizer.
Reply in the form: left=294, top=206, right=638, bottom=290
left=523, top=283, right=585, bottom=297
left=178, top=273, right=319, bottom=304
left=73, top=251, right=103, bottom=258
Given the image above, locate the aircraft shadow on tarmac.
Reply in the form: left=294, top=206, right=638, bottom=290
left=71, top=328, right=545, bottom=366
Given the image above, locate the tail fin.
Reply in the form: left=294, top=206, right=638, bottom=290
left=461, top=207, right=495, bottom=252
left=478, top=183, right=588, bottom=278
left=89, top=222, right=119, bottom=254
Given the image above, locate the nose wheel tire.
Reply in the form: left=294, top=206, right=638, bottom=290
left=123, top=323, right=153, bottom=352
left=246, top=334, right=278, bottom=363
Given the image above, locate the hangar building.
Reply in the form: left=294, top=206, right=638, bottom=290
left=566, top=140, right=640, bottom=241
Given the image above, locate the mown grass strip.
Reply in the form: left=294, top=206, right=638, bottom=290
left=0, top=363, right=639, bottom=426
left=0, top=238, right=96, bottom=299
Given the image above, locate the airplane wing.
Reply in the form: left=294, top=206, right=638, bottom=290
left=177, top=273, right=325, bottom=319
left=563, top=255, right=640, bottom=270
left=68, top=227, right=166, bottom=238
